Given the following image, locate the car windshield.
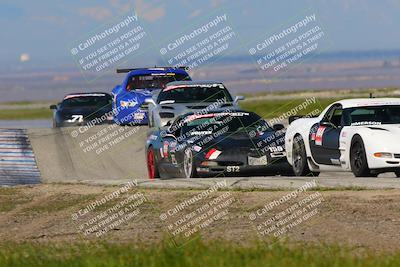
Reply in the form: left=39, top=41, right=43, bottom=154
left=157, top=84, right=233, bottom=104
left=181, top=112, right=272, bottom=136
left=61, top=96, right=111, bottom=109
left=127, top=73, right=190, bottom=91
left=344, top=105, right=400, bottom=126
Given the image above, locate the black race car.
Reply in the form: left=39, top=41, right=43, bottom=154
left=145, top=110, right=293, bottom=179
left=50, top=92, right=113, bottom=128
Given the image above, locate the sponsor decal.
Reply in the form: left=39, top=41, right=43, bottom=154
left=330, top=158, right=340, bottom=165
left=268, top=146, right=284, bottom=153
left=163, top=83, right=224, bottom=92
left=134, top=112, right=145, bottom=120
left=350, top=121, right=382, bottom=126
left=120, top=99, right=138, bottom=107
left=315, top=126, right=326, bottom=146
left=193, top=145, right=202, bottom=152
left=163, top=141, right=169, bottom=158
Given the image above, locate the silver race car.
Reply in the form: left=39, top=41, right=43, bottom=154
left=145, top=81, right=244, bottom=128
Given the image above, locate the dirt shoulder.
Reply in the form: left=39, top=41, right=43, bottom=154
left=0, top=184, right=399, bottom=252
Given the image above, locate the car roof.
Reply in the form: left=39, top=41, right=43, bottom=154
left=166, top=81, right=224, bottom=87
left=63, top=92, right=111, bottom=100
left=335, top=98, right=400, bottom=109
left=128, top=68, right=189, bottom=76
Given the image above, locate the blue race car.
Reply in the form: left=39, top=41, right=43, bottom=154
left=112, top=67, right=191, bottom=125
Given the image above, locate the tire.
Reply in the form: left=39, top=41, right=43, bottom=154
left=350, top=136, right=373, bottom=177
left=182, top=148, right=197, bottom=178
left=52, top=120, right=59, bottom=128
left=292, top=135, right=319, bottom=177
left=147, top=147, right=160, bottom=179
left=395, top=170, right=400, bottom=178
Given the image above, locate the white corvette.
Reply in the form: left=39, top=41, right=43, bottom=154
left=285, top=98, right=400, bottom=177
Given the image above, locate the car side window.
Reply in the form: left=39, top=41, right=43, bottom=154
left=322, top=104, right=343, bottom=127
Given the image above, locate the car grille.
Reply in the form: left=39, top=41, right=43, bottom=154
left=394, top=154, right=400, bottom=159
left=161, top=106, right=174, bottom=110
left=186, top=106, right=208, bottom=109
left=159, top=112, right=175, bottom=119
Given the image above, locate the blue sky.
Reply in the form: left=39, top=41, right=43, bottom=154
left=1, top=0, right=400, bottom=67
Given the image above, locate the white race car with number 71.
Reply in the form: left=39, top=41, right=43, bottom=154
left=285, top=98, right=400, bottom=177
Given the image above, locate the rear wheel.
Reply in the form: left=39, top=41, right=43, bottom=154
left=350, top=136, right=374, bottom=177
left=292, top=136, right=319, bottom=177
left=147, top=147, right=160, bottom=179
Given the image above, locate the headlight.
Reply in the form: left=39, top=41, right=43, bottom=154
left=374, top=152, right=393, bottom=158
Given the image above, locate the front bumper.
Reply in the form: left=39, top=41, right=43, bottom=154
left=368, top=153, right=400, bottom=169
left=195, top=155, right=292, bottom=177
left=58, top=119, right=114, bottom=127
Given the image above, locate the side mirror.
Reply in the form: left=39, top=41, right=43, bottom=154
left=145, top=98, right=156, bottom=106
left=234, top=95, right=245, bottom=103
left=49, top=105, right=57, bottom=110
left=164, top=133, right=177, bottom=139
left=273, top=124, right=285, bottom=131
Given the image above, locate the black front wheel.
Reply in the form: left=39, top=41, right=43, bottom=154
left=350, top=136, right=374, bottom=177
left=182, top=148, right=197, bottom=178
left=395, top=170, right=400, bottom=178
left=292, top=136, right=319, bottom=177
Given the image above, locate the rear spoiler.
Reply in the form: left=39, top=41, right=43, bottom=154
left=288, top=115, right=318, bottom=124
left=116, top=66, right=189, bottom=73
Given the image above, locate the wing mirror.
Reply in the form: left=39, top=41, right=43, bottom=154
left=234, top=95, right=245, bottom=104
left=272, top=124, right=285, bottom=131
left=49, top=104, right=57, bottom=110
left=164, top=133, right=177, bottom=139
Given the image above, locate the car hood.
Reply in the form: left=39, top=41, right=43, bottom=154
left=355, top=124, right=400, bottom=152
left=191, top=130, right=285, bottom=151
left=158, top=102, right=236, bottom=118
left=364, top=124, right=400, bottom=134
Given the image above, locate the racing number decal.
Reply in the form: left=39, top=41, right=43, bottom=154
left=68, top=115, right=83, bottom=123
left=227, top=166, right=240, bottom=172
left=315, top=126, right=326, bottom=146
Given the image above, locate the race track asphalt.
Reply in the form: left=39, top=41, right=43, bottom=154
left=19, top=125, right=399, bottom=189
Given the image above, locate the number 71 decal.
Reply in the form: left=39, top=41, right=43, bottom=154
left=68, top=115, right=84, bottom=123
